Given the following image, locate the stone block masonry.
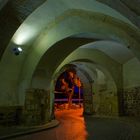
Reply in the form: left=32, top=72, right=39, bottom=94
left=0, top=89, right=51, bottom=126
left=123, top=86, right=140, bottom=116
left=23, top=89, right=50, bottom=126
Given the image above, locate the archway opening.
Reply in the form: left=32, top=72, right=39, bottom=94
left=52, top=60, right=118, bottom=117
left=54, top=68, right=83, bottom=112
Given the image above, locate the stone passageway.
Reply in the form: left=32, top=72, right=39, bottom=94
left=0, top=1, right=140, bottom=140
left=10, top=108, right=136, bottom=140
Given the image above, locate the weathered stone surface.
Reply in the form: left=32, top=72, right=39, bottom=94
left=23, top=89, right=50, bottom=126
left=123, top=86, right=140, bottom=116
left=0, top=106, right=23, bottom=126
left=93, top=92, right=119, bottom=116
left=83, top=85, right=94, bottom=115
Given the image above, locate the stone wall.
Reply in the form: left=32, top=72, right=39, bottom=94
left=83, top=93, right=94, bottom=115
left=23, top=89, right=50, bottom=126
left=93, top=93, right=119, bottom=116
left=123, top=86, right=140, bottom=116
left=92, top=81, right=118, bottom=116
left=83, top=83, right=94, bottom=115
left=0, top=106, right=23, bottom=126
left=0, top=89, right=51, bottom=126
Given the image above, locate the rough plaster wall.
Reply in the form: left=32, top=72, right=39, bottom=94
left=123, top=58, right=140, bottom=116
left=96, top=69, right=117, bottom=95
left=123, top=58, right=140, bottom=88
left=30, top=68, right=48, bottom=90
left=93, top=69, right=118, bottom=116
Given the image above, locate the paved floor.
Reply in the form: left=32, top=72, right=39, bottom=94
left=9, top=108, right=139, bottom=140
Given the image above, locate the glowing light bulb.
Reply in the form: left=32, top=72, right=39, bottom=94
left=17, top=47, right=22, bottom=52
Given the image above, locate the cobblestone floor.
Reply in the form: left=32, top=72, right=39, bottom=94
left=9, top=108, right=140, bottom=140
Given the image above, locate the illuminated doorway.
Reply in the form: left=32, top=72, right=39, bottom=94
left=54, top=69, right=83, bottom=111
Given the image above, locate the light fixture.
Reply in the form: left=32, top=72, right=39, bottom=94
left=17, top=47, right=22, bottom=52
left=12, top=47, right=23, bottom=56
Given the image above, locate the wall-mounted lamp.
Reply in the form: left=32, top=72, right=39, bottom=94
left=12, top=47, right=23, bottom=55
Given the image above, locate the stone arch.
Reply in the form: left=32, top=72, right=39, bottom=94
left=51, top=44, right=120, bottom=114
left=54, top=48, right=121, bottom=90
left=52, top=60, right=118, bottom=116
left=17, top=10, right=140, bottom=105
left=0, top=2, right=139, bottom=109
left=50, top=63, right=93, bottom=114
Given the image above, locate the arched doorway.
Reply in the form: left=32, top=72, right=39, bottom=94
left=52, top=60, right=118, bottom=118
left=54, top=68, right=84, bottom=111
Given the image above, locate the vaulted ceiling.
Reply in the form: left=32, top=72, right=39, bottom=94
left=0, top=0, right=140, bottom=62
left=80, top=40, right=134, bottom=64
left=0, top=0, right=140, bottom=106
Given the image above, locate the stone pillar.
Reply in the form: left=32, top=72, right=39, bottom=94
left=23, top=89, right=50, bottom=126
